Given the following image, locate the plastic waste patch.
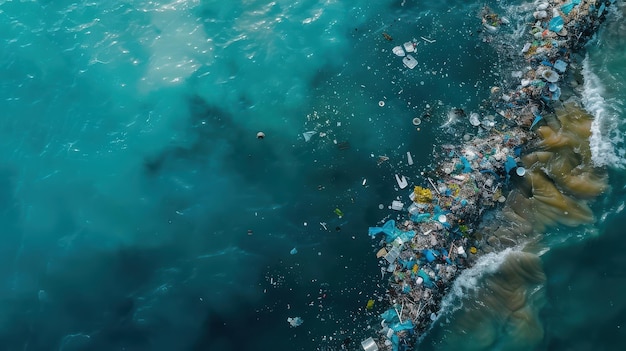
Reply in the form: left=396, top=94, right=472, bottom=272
left=548, top=16, right=564, bottom=33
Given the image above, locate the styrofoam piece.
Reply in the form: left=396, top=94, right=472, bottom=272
left=402, top=55, right=418, bottom=69
left=392, top=46, right=405, bottom=57
left=403, top=41, right=415, bottom=53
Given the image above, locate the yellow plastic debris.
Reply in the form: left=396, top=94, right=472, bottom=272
left=411, top=264, right=419, bottom=274
left=413, top=186, right=433, bottom=203
left=470, top=247, right=478, bottom=254
left=366, top=299, right=375, bottom=309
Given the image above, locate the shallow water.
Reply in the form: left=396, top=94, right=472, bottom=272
left=0, top=1, right=625, bottom=350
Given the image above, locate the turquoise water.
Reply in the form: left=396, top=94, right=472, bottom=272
left=0, top=1, right=624, bottom=350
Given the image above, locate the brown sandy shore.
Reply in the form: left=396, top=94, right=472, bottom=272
left=363, top=1, right=615, bottom=350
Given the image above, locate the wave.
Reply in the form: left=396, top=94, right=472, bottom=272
left=582, top=55, right=626, bottom=169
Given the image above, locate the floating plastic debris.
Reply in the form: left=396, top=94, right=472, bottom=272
left=395, top=174, right=408, bottom=189
left=361, top=337, right=379, bottom=351
left=287, top=317, right=303, bottom=327
left=256, top=131, right=265, bottom=139
left=378, top=100, right=385, bottom=107
left=334, top=208, right=344, bottom=218
left=402, top=55, right=418, bottom=69
left=290, top=247, right=298, bottom=255
left=469, top=113, right=481, bottom=126
left=407, top=152, right=414, bottom=166
left=392, top=46, right=405, bottom=57
left=403, top=41, right=415, bottom=53
left=302, top=131, right=316, bottom=142
left=391, top=200, right=404, bottom=211
left=412, top=117, right=422, bottom=126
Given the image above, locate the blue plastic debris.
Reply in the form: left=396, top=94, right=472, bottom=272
left=290, top=247, right=298, bottom=255
left=460, top=157, right=472, bottom=173
left=417, top=269, right=435, bottom=288
left=553, top=60, right=567, bottom=73
left=549, top=16, right=564, bottom=32
left=381, top=308, right=400, bottom=323
left=410, top=212, right=432, bottom=223
left=505, top=156, right=518, bottom=180
left=530, top=115, right=543, bottom=129
left=598, top=3, right=606, bottom=17
left=368, top=220, right=415, bottom=243
left=561, top=0, right=581, bottom=15
left=422, top=249, right=437, bottom=262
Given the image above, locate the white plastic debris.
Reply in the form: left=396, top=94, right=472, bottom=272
left=407, top=152, right=414, bottom=166
left=391, top=200, right=404, bottom=211
left=412, top=117, right=421, bottom=126
left=403, top=41, right=415, bottom=53
left=516, top=167, right=526, bottom=177
left=361, top=337, right=379, bottom=351
left=287, top=317, right=303, bottom=327
left=402, top=55, right=418, bottom=69
left=456, top=246, right=466, bottom=255
left=469, top=113, right=481, bottom=127
left=395, top=174, right=408, bottom=189
left=302, top=131, right=317, bottom=142
left=362, top=178, right=367, bottom=186
left=522, top=42, right=532, bottom=54
left=437, top=215, right=447, bottom=223
left=542, top=69, right=560, bottom=83
left=392, top=46, right=405, bottom=57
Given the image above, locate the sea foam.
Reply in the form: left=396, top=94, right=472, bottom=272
left=582, top=55, right=626, bottom=169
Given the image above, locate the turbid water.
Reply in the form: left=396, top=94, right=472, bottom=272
left=0, top=1, right=624, bottom=350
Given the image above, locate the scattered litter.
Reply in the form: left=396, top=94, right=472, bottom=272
left=256, top=131, right=265, bottom=139
left=392, top=46, right=405, bottom=57
left=412, top=117, right=422, bottom=126
left=402, top=55, right=418, bottom=69
left=403, top=41, right=415, bottom=52
left=334, top=208, right=344, bottom=218
left=378, top=100, right=385, bottom=107
left=407, top=152, right=414, bottom=166
left=290, top=248, right=298, bottom=255
left=361, top=337, right=379, bottom=351
left=302, top=131, right=316, bottom=142
left=395, top=174, right=408, bottom=189
left=287, top=317, right=303, bottom=327
left=362, top=178, right=367, bottom=186
left=390, top=200, right=404, bottom=211
left=420, top=36, right=435, bottom=43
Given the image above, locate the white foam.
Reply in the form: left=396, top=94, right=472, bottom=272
left=581, top=55, right=626, bottom=169
left=436, top=248, right=515, bottom=319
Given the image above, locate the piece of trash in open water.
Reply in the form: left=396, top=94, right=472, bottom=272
left=391, top=200, right=403, bottom=211
left=403, top=41, right=415, bottom=53
left=334, top=208, right=344, bottom=217
left=402, top=55, right=417, bottom=69
left=412, top=117, right=421, bottom=126
left=362, top=178, right=367, bottom=186
left=392, top=46, right=405, bottom=57
left=257, top=131, right=265, bottom=139
left=290, top=247, right=298, bottom=255
left=302, top=131, right=316, bottom=142
left=407, top=152, right=414, bottom=165
left=378, top=100, right=385, bottom=107
left=395, top=174, right=408, bottom=189
left=287, top=317, right=304, bottom=327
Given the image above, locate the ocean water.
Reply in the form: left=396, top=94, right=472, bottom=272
left=0, top=1, right=624, bottom=351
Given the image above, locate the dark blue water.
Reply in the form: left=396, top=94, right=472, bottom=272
left=0, top=1, right=624, bottom=350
